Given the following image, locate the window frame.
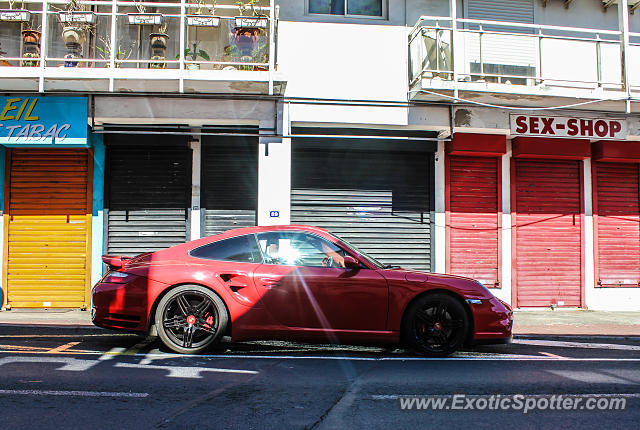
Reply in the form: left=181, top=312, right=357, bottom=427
left=255, top=230, right=368, bottom=269
left=188, top=234, right=264, bottom=264
left=306, top=0, right=388, bottom=20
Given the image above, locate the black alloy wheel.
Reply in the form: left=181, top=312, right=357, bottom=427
left=403, top=293, right=470, bottom=357
left=155, top=285, right=228, bottom=354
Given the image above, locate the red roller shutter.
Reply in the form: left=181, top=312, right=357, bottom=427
left=447, top=156, right=500, bottom=288
left=594, top=162, right=640, bottom=287
left=514, top=159, right=582, bottom=307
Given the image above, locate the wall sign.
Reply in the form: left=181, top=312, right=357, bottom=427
left=269, top=211, right=280, bottom=218
left=510, top=114, right=626, bottom=140
left=0, top=96, right=88, bottom=146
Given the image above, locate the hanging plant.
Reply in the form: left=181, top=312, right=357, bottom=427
left=1, top=0, right=31, bottom=22
left=187, top=0, right=219, bottom=27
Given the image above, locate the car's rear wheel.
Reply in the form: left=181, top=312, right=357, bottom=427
left=155, top=285, right=228, bottom=354
left=403, top=293, right=469, bottom=357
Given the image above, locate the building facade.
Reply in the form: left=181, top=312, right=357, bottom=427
left=0, top=0, right=639, bottom=311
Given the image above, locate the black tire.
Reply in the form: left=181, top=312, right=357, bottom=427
left=155, top=285, right=228, bottom=354
left=402, top=293, right=470, bottom=357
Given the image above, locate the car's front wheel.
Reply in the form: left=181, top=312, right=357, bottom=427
left=155, top=285, right=228, bottom=354
left=403, top=293, right=470, bottom=357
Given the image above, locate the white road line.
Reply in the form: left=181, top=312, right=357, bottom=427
left=128, top=353, right=640, bottom=362
left=515, top=339, right=640, bottom=351
left=114, top=362, right=259, bottom=378
left=371, top=393, right=640, bottom=400
left=0, top=389, right=148, bottom=398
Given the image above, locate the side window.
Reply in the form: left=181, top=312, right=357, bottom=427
left=256, top=231, right=350, bottom=268
left=190, top=235, right=262, bottom=263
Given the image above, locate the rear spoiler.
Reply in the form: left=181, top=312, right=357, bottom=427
left=102, top=255, right=132, bottom=269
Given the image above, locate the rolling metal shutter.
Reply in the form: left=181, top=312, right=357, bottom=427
left=594, top=162, right=640, bottom=287
left=5, top=149, right=91, bottom=308
left=465, top=0, right=536, bottom=75
left=448, top=156, right=500, bottom=287
left=201, top=135, right=258, bottom=237
left=291, top=144, right=433, bottom=270
left=514, top=159, right=582, bottom=307
left=106, top=145, right=191, bottom=256
left=466, top=0, right=534, bottom=26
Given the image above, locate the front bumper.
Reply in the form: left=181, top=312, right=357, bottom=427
left=469, top=296, right=513, bottom=343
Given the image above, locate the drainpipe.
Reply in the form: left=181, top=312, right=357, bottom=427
left=618, top=0, right=631, bottom=113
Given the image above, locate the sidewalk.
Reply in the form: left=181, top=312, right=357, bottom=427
left=0, top=308, right=638, bottom=337
left=513, top=310, right=640, bottom=336
left=0, top=309, right=93, bottom=327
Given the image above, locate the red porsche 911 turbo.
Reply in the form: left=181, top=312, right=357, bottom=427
left=92, top=225, right=512, bottom=356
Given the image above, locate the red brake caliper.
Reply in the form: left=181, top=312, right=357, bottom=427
left=204, top=315, right=214, bottom=328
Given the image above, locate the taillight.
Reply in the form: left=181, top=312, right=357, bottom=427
left=102, top=271, right=136, bottom=284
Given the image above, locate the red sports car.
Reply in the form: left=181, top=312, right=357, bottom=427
left=92, top=225, right=512, bottom=356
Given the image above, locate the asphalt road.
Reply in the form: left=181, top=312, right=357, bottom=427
left=0, top=326, right=638, bottom=430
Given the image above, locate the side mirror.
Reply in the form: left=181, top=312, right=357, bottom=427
left=343, top=255, right=360, bottom=269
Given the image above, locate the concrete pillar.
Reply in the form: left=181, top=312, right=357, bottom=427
left=189, top=138, right=201, bottom=241
left=583, top=158, right=595, bottom=309
left=434, top=140, right=446, bottom=273
left=258, top=102, right=291, bottom=226
left=495, top=140, right=512, bottom=306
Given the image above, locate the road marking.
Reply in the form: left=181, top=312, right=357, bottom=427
left=124, top=353, right=640, bottom=362
left=0, top=357, right=99, bottom=372
left=0, top=334, right=133, bottom=338
left=0, top=389, right=148, bottom=398
left=515, top=339, right=640, bottom=351
left=114, top=362, right=259, bottom=378
left=371, top=393, right=640, bottom=400
left=98, top=347, right=127, bottom=361
left=47, top=342, right=81, bottom=353
left=539, top=351, right=568, bottom=360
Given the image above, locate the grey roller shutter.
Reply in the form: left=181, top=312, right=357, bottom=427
left=291, top=135, right=434, bottom=270
left=466, top=0, right=534, bottom=26
left=106, top=143, right=191, bottom=256
left=201, top=133, right=258, bottom=237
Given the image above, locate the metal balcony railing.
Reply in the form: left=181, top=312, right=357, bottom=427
left=409, top=16, right=638, bottom=97
left=0, top=0, right=280, bottom=94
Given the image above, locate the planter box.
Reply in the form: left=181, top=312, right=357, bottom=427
left=234, top=16, right=268, bottom=29
left=186, top=15, right=220, bottom=27
left=0, top=9, right=31, bottom=22
left=59, top=11, right=96, bottom=24
left=127, top=13, right=163, bottom=25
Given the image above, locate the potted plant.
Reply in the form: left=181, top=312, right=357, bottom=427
left=128, top=0, right=163, bottom=25
left=21, top=51, right=38, bottom=67
left=57, top=0, right=94, bottom=67
left=234, top=0, right=268, bottom=30
left=149, top=22, right=169, bottom=69
left=96, top=36, right=134, bottom=68
left=1, top=0, right=31, bottom=22
left=186, top=0, right=220, bottom=27
left=179, top=41, right=210, bottom=70
left=21, top=17, right=41, bottom=67
left=233, top=0, right=267, bottom=61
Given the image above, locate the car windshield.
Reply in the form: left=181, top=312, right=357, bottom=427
left=329, top=233, right=389, bottom=269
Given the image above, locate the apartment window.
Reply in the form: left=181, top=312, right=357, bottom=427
left=309, top=0, right=383, bottom=17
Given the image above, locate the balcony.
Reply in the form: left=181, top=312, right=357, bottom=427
left=0, top=0, right=284, bottom=95
left=409, top=16, right=640, bottom=112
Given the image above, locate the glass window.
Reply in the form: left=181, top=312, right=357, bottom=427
left=309, top=0, right=383, bottom=17
left=190, top=235, right=262, bottom=263
left=256, top=231, right=353, bottom=268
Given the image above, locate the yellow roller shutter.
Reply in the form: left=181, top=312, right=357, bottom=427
left=4, top=149, right=92, bottom=309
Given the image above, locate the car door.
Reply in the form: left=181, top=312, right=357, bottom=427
left=253, top=231, right=388, bottom=331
